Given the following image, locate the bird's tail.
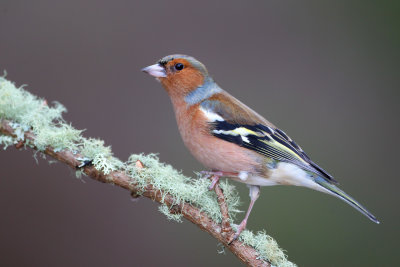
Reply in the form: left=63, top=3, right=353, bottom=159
left=314, top=177, right=380, bottom=224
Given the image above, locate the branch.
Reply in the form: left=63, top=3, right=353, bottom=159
left=0, top=119, right=268, bottom=266
left=214, top=182, right=233, bottom=234
left=0, top=76, right=295, bottom=267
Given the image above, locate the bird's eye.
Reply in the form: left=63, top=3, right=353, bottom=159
left=175, top=63, right=184, bottom=71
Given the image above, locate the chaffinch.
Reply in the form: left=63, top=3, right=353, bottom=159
left=142, top=54, right=379, bottom=239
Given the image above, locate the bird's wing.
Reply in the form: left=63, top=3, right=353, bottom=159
left=200, top=93, right=336, bottom=183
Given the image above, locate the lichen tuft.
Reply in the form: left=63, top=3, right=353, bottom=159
left=158, top=204, right=183, bottom=223
left=0, top=135, right=15, bottom=149
left=0, top=76, right=296, bottom=266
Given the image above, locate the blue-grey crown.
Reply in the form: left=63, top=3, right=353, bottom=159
left=158, top=54, right=208, bottom=76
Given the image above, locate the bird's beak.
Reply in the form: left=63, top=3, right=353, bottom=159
left=141, top=64, right=167, bottom=78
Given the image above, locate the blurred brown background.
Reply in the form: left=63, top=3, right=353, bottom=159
left=0, top=1, right=399, bottom=266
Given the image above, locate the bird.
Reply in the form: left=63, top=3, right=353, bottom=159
left=142, top=54, right=379, bottom=240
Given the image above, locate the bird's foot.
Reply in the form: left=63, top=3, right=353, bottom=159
left=208, top=175, right=220, bottom=190
left=200, top=171, right=238, bottom=190
left=200, top=170, right=238, bottom=177
left=200, top=170, right=222, bottom=178
left=228, top=219, right=247, bottom=244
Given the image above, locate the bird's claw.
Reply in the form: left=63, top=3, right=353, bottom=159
left=229, top=232, right=240, bottom=244
left=200, top=171, right=240, bottom=190
left=208, top=175, right=220, bottom=190
left=200, top=170, right=223, bottom=177
left=200, top=171, right=222, bottom=190
left=228, top=220, right=247, bottom=245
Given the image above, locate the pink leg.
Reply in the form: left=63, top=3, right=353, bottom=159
left=209, top=175, right=220, bottom=190
left=200, top=171, right=239, bottom=190
left=200, top=170, right=238, bottom=177
left=230, top=185, right=260, bottom=243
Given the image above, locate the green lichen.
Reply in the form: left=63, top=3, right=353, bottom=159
left=0, top=135, right=15, bottom=149
left=0, top=76, right=296, bottom=267
left=239, top=230, right=295, bottom=267
left=35, top=123, right=82, bottom=152
left=126, top=153, right=241, bottom=224
left=158, top=204, right=183, bottom=223
left=80, top=138, right=123, bottom=174
left=0, top=77, right=121, bottom=174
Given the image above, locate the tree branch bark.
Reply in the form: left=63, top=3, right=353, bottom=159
left=0, top=119, right=269, bottom=267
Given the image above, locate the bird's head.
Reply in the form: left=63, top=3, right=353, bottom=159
left=142, top=54, right=210, bottom=98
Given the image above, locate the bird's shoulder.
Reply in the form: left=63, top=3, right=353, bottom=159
left=200, top=91, right=275, bottom=127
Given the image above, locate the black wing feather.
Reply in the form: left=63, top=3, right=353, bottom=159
left=210, top=121, right=336, bottom=182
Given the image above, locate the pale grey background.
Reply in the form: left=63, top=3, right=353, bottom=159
left=0, top=1, right=399, bottom=266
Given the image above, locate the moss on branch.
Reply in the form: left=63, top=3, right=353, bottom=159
left=0, top=76, right=295, bottom=267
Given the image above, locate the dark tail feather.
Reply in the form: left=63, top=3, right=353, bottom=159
left=314, top=177, right=380, bottom=224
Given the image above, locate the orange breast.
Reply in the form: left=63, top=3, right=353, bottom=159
left=171, top=98, right=262, bottom=174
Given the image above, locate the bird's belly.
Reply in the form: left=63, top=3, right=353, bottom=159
left=189, top=137, right=259, bottom=172
left=230, top=162, right=322, bottom=190
left=230, top=175, right=279, bottom=186
left=269, top=162, right=316, bottom=187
